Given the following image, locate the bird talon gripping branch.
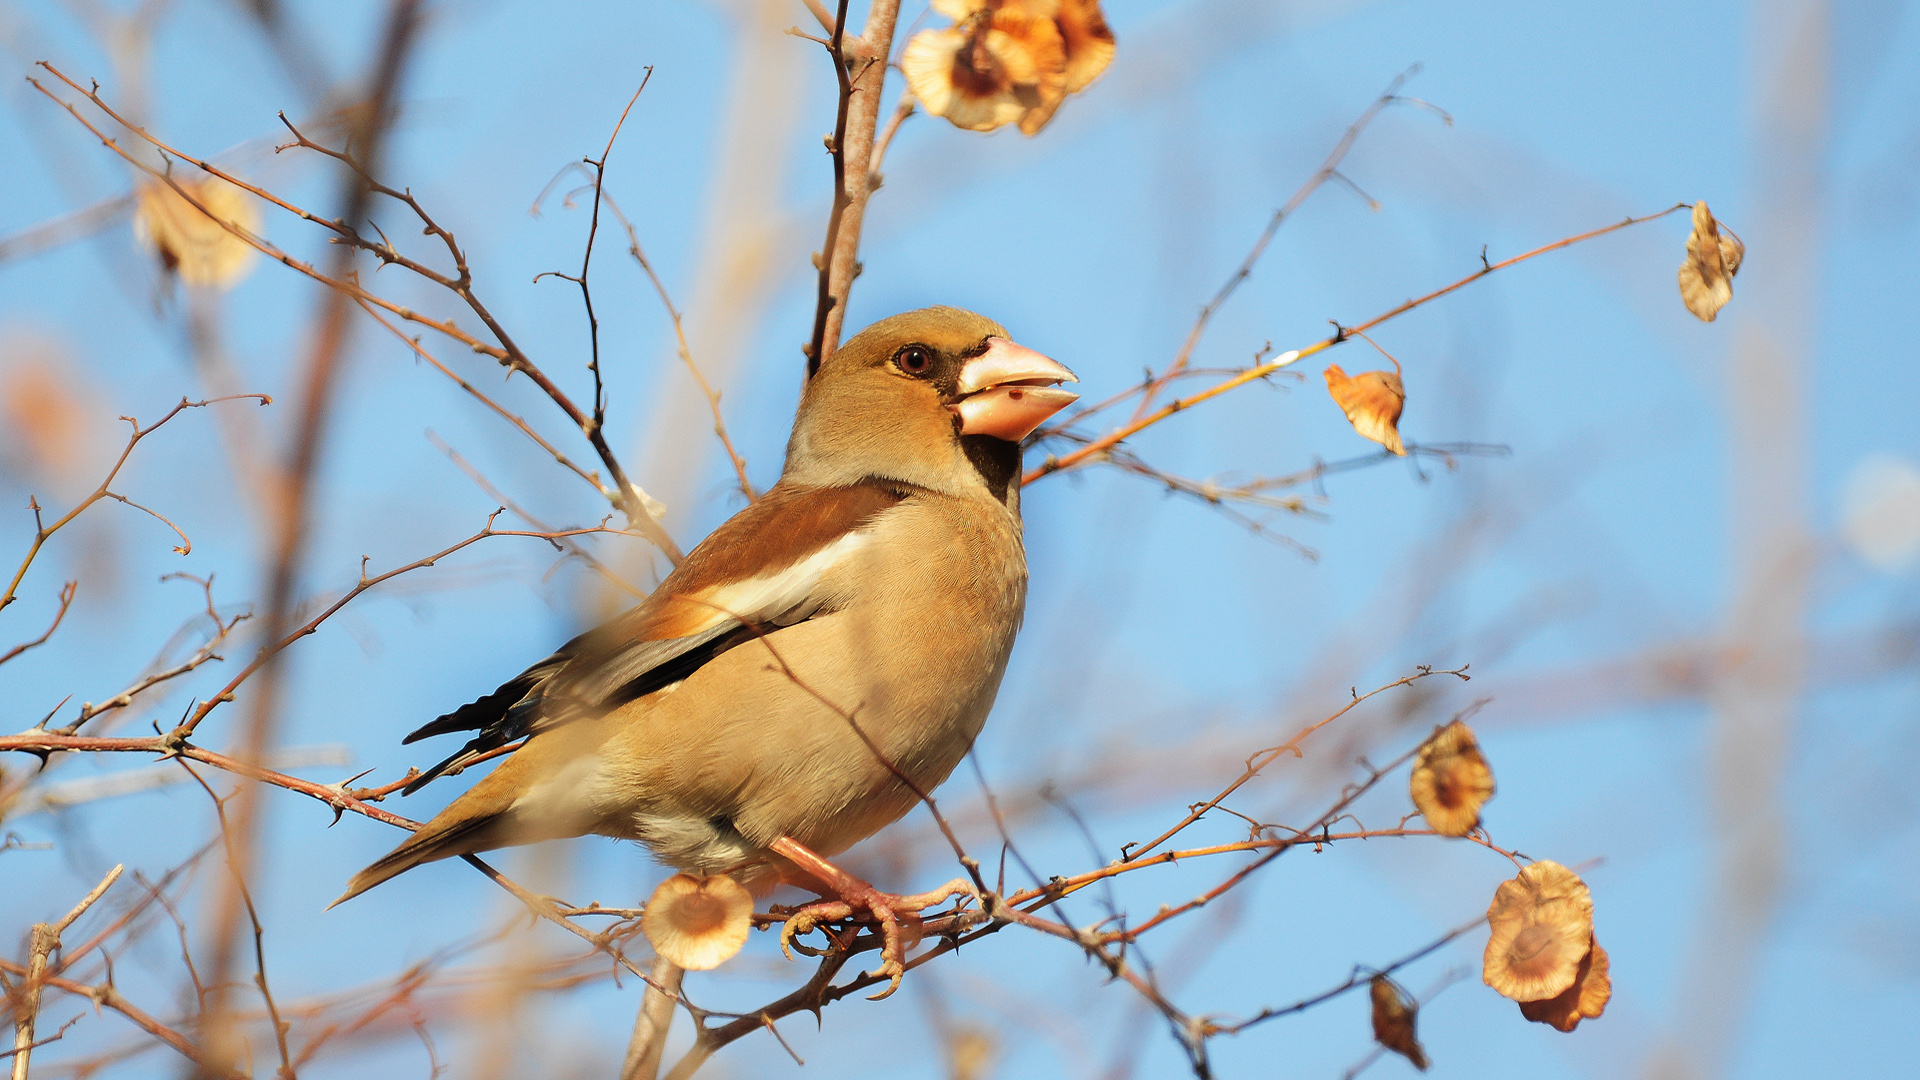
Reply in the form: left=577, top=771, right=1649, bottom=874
left=778, top=902, right=851, bottom=961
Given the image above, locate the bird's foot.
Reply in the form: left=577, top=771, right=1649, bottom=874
left=777, top=879, right=978, bottom=999
left=769, top=834, right=976, bottom=999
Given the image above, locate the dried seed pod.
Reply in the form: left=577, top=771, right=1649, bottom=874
left=1410, top=720, right=1495, bottom=837
left=1054, top=0, right=1115, bottom=93
left=1483, top=860, right=1594, bottom=1002
left=1369, top=975, right=1430, bottom=1070
left=1015, top=0, right=1114, bottom=132
left=641, top=873, right=753, bottom=971
left=1518, top=936, right=1612, bottom=1032
left=903, top=7, right=1065, bottom=134
left=132, top=177, right=260, bottom=289
left=1323, top=363, right=1407, bottom=455
left=914, top=0, right=1107, bottom=135
left=1677, top=200, right=1744, bottom=322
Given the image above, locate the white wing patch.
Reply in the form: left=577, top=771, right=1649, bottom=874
left=689, top=527, right=875, bottom=628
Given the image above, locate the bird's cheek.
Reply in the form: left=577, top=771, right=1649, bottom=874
left=952, top=384, right=1079, bottom=441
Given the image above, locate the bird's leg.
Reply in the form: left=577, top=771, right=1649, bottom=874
left=769, top=835, right=977, bottom=999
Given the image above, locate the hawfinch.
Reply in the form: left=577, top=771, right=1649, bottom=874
left=336, top=307, right=1076, bottom=989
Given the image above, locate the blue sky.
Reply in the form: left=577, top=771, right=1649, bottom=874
left=3, top=1, right=1918, bottom=1078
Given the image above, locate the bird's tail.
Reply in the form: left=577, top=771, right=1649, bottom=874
left=329, top=810, right=504, bottom=908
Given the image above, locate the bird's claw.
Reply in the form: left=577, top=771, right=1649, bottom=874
left=775, top=879, right=980, bottom=1000
left=778, top=901, right=850, bottom=961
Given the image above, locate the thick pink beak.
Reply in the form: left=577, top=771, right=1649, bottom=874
left=952, top=337, right=1079, bottom=442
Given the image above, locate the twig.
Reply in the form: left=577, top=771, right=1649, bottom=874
left=0, top=733, right=419, bottom=830
left=60, top=573, right=249, bottom=735
left=803, top=0, right=904, bottom=373
left=868, top=92, right=915, bottom=190
left=171, top=515, right=630, bottom=740
left=359, top=300, right=612, bottom=505
left=619, top=955, right=682, bottom=1080
left=532, top=72, right=653, bottom=515
left=1210, top=914, right=1488, bottom=1036
left=425, top=432, right=647, bottom=601
left=1025, top=205, right=1690, bottom=485
left=2, top=396, right=268, bottom=614
left=799, top=0, right=837, bottom=36
left=1120, top=666, right=1470, bottom=864
left=0, top=581, right=75, bottom=667
left=596, top=191, right=756, bottom=502
left=1131, top=67, right=1429, bottom=420
left=654, top=687, right=1505, bottom=1072
left=10, top=864, right=123, bottom=1080
left=0, top=955, right=235, bottom=1076
left=29, top=61, right=682, bottom=563
left=177, top=762, right=296, bottom=1079
left=453, top=855, right=662, bottom=988
left=0, top=1013, right=83, bottom=1063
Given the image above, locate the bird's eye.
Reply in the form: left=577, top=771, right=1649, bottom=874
left=897, top=346, right=932, bottom=376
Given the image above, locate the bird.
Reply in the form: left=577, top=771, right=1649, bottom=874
left=333, top=306, right=1078, bottom=993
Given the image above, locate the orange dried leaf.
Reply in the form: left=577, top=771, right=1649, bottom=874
left=1518, top=936, right=1611, bottom=1032
left=641, top=873, right=753, bottom=971
left=1410, top=719, right=1495, bottom=837
left=1369, top=975, right=1430, bottom=1070
left=1677, top=200, right=1744, bottom=322
left=1483, top=860, right=1594, bottom=1002
left=132, top=177, right=260, bottom=289
left=1324, top=362, right=1406, bottom=455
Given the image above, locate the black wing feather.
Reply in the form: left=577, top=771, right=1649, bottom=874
left=398, top=622, right=762, bottom=795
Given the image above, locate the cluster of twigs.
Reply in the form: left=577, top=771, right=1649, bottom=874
left=0, top=7, right=1701, bottom=1078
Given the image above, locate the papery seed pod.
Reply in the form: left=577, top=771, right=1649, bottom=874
left=641, top=873, right=753, bottom=971
left=903, top=8, right=1065, bottom=135
left=132, top=177, right=260, bottom=289
left=1410, top=719, right=1496, bottom=837
left=1054, top=0, right=1115, bottom=93
left=1324, top=362, right=1407, bottom=455
left=1369, top=975, right=1430, bottom=1070
left=1014, top=0, right=1114, bottom=132
left=1518, top=936, right=1611, bottom=1032
left=913, top=0, right=1105, bottom=135
left=1483, top=860, right=1594, bottom=1002
left=1677, top=200, right=1744, bottom=322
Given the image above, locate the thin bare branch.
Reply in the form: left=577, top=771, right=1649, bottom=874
left=804, top=0, right=903, bottom=373
left=1026, top=205, right=1690, bottom=485
left=1132, top=66, right=1427, bottom=420
left=596, top=191, right=756, bottom=502
left=0, top=581, right=75, bottom=667
left=10, top=864, right=122, bottom=1080
left=30, top=62, right=683, bottom=563
left=172, top=516, right=633, bottom=739
left=1121, top=666, right=1470, bottom=864
left=2, top=396, right=269, bottom=614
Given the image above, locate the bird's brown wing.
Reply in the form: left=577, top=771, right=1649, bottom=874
left=398, top=481, right=910, bottom=793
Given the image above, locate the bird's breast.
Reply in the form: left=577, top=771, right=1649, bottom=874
left=598, top=491, right=1028, bottom=864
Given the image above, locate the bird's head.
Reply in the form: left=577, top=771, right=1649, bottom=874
left=785, top=306, right=1078, bottom=504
